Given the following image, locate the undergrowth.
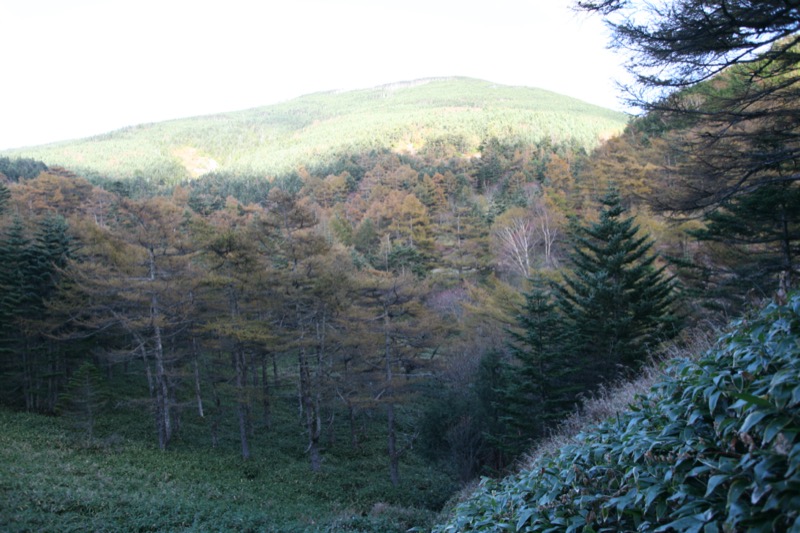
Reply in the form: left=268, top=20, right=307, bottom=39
left=0, top=397, right=454, bottom=532
left=434, top=294, right=800, bottom=532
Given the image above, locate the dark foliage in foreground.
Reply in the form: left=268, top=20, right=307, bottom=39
left=434, top=292, right=800, bottom=532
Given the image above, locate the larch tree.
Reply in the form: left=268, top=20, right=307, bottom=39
left=439, top=200, right=490, bottom=277
left=579, top=0, right=800, bottom=297
left=350, top=270, right=442, bottom=486
left=257, top=187, right=337, bottom=471
left=688, top=182, right=800, bottom=303
left=66, top=195, right=198, bottom=450
left=193, top=200, right=270, bottom=460
left=578, top=0, right=800, bottom=210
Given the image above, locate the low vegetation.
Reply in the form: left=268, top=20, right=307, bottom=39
left=433, top=293, right=800, bottom=532
left=0, top=396, right=453, bottom=532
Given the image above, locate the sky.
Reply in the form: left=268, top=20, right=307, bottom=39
left=0, top=0, right=630, bottom=151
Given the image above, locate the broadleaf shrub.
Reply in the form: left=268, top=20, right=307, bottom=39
left=433, top=294, right=800, bottom=532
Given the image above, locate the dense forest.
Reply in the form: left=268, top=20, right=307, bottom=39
left=3, top=2, right=800, bottom=528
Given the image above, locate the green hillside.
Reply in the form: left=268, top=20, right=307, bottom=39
left=2, top=77, right=627, bottom=184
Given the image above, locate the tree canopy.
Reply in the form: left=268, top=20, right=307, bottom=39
left=578, top=0, right=800, bottom=210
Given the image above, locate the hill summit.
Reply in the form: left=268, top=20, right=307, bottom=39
left=2, top=77, right=627, bottom=184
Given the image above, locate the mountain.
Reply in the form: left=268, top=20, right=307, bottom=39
left=2, top=77, right=627, bottom=184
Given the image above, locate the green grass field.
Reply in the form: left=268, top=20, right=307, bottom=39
left=1, top=399, right=456, bottom=532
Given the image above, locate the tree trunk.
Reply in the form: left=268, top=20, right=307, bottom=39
left=348, top=401, right=359, bottom=449
left=234, top=343, right=251, bottom=460
left=22, top=339, right=33, bottom=411
left=300, top=345, right=322, bottom=472
left=192, top=339, right=204, bottom=418
left=383, top=303, right=400, bottom=487
left=137, top=340, right=155, bottom=397
left=209, top=381, right=221, bottom=448
left=387, top=401, right=400, bottom=487
left=225, top=284, right=251, bottom=459
left=151, top=293, right=172, bottom=450
left=261, top=355, right=271, bottom=429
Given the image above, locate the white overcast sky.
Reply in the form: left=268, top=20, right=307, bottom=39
left=0, top=0, right=630, bottom=150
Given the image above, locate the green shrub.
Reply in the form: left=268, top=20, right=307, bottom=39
left=434, top=293, right=800, bottom=532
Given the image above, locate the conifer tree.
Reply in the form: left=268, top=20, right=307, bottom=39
left=349, top=270, right=442, bottom=486
left=557, top=191, right=680, bottom=385
left=0, top=214, right=73, bottom=411
left=578, top=0, right=800, bottom=211
left=57, top=360, right=110, bottom=441
left=689, top=183, right=800, bottom=303
left=0, top=182, right=10, bottom=215
left=499, top=275, right=576, bottom=455
left=0, top=217, right=36, bottom=408
left=30, top=215, right=72, bottom=301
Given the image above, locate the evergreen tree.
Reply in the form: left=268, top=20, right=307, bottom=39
left=30, top=215, right=72, bottom=301
left=557, top=191, right=680, bottom=385
left=57, top=361, right=110, bottom=441
left=0, top=182, right=10, bottom=216
left=0, top=215, right=73, bottom=411
left=498, top=276, right=576, bottom=455
left=0, top=157, right=48, bottom=182
left=0, top=217, right=35, bottom=408
left=578, top=0, right=800, bottom=211
left=690, top=183, right=800, bottom=302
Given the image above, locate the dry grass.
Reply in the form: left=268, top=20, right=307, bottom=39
left=434, top=324, right=723, bottom=522
left=521, top=325, right=719, bottom=470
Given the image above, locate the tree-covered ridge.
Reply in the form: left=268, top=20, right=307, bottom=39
left=434, top=292, right=800, bottom=532
left=1, top=78, right=627, bottom=185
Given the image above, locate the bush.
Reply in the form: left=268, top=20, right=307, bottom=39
left=434, top=293, right=800, bottom=532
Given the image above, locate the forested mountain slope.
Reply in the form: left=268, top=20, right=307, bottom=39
left=3, top=46, right=797, bottom=529
left=2, top=77, right=627, bottom=185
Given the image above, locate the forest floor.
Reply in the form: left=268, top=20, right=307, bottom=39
left=0, top=403, right=457, bottom=532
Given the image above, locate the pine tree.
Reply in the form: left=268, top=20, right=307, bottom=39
left=557, top=191, right=680, bottom=385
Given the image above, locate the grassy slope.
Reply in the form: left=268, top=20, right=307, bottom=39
left=2, top=78, right=627, bottom=183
